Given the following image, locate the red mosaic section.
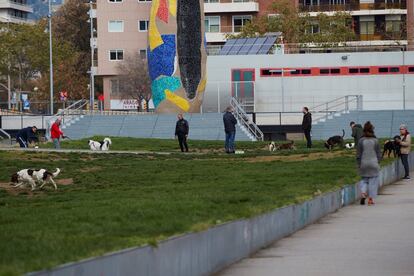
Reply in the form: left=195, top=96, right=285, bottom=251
left=157, top=0, right=169, bottom=23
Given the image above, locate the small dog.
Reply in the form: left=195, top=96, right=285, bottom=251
left=89, top=137, right=112, bottom=151
left=382, top=135, right=401, bottom=158
left=11, top=168, right=61, bottom=190
left=345, top=143, right=355, bottom=149
left=325, top=130, right=345, bottom=150
left=269, top=141, right=296, bottom=151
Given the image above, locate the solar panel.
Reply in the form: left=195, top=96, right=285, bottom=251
left=238, top=38, right=257, bottom=55
left=228, top=38, right=247, bottom=55
left=219, top=35, right=279, bottom=56
left=247, top=37, right=266, bottom=55
left=257, top=36, right=277, bottom=55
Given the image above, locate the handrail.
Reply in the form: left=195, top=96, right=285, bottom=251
left=310, top=95, right=363, bottom=123
left=230, top=97, right=264, bottom=141
left=0, top=128, right=11, bottom=140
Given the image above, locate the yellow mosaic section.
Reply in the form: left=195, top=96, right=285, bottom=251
left=168, top=0, right=177, bottom=17
left=165, top=89, right=190, bottom=112
left=149, top=0, right=163, bottom=51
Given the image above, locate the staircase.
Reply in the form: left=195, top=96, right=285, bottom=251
left=312, top=110, right=414, bottom=140
left=62, top=113, right=254, bottom=141
left=230, top=97, right=264, bottom=141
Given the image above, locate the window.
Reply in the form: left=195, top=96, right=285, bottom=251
left=205, top=16, right=220, bottom=33
left=204, top=0, right=219, bottom=2
left=379, top=67, right=389, bottom=73
left=409, top=67, right=414, bottom=73
left=349, top=68, right=359, bottom=74
left=138, top=0, right=151, bottom=2
left=139, top=49, right=147, bottom=59
left=139, top=20, right=149, bottom=32
left=108, top=20, right=124, bottom=32
left=261, top=69, right=281, bottom=76
left=109, top=0, right=122, bottom=2
left=390, top=67, right=399, bottom=73
left=233, top=15, right=251, bottom=32
left=290, top=69, right=301, bottom=75
left=232, top=69, right=255, bottom=100
left=360, top=68, right=370, bottom=73
left=111, top=79, right=120, bottom=95
left=109, top=50, right=124, bottom=61
left=301, top=69, right=311, bottom=75
left=330, top=68, right=340, bottom=74
left=320, top=69, right=330, bottom=74
left=359, top=16, right=375, bottom=36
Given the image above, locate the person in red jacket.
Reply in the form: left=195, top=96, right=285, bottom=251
left=51, top=118, right=66, bottom=149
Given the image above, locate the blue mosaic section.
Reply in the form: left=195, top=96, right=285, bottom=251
left=151, top=76, right=182, bottom=107
left=147, top=34, right=176, bottom=81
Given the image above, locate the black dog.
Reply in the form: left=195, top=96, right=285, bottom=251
left=325, top=130, right=345, bottom=150
left=382, top=136, right=401, bottom=158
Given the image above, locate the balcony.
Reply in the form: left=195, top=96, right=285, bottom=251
left=299, top=2, right=406, bottom=13
left=204, top=0, right=259, bottom=14
left=0, top=14, right=33, bottom=24
left=0, top=0, right=33, bottom=13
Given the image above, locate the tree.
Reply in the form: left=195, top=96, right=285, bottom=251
left=116, top=54, right=152, bottom=112
left=228, top=0, right=355, bottom=46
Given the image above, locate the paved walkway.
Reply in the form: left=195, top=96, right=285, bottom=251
left=220, top=179, right=414, bottom=276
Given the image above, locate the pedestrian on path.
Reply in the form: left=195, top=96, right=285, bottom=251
left=223, top=106, right=237, bottom=154
left=50, top=118, right=66, bottom=149
left=175, top=114, right=189, bottom=152
left=357, top=121, right=382, bottom=205
left=396, top=124, right=411, bottom=180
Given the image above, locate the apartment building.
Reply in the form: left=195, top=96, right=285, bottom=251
left=299, top=0, right=408, bottom=41
left=0, top=0, right=33, bottom=23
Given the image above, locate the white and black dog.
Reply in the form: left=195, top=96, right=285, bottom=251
left=88, top=137, right=112, bottom=151
left=11, top=168, right=61, bottom=190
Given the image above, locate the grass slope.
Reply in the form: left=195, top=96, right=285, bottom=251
left=0, top=138, right=387, bottom=275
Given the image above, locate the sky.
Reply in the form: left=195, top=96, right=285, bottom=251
left=28, top=0, right=64, bottom=19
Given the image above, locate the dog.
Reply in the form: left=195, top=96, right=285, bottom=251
left=88, top=137, right=112, bottom=151
left=382, top=135, right=401, bottom=158
left=325, top=130, right=345, bottom=150
left=345, top=143, right=355, bottom=149
left=269, top=141, right=296, bottom=151
left=11, top=168, right=61, bottom=190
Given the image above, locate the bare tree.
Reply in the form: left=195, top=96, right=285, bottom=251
left=116, top=53, right=152, bottom=112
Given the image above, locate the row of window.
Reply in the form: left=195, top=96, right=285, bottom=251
left=260, top=66, right=414, bottom=77
left=108, top=20, right=150, bottom=32
left=109, top=49, right=147, bottom=61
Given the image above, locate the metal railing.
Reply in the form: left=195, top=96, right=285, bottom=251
left=310, top=95, right=363, bottom=123
left=230, top=97, right=264, bottom=141
left=0, top=128, right=11, bottom=140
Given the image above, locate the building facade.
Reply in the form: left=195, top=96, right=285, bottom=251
left=95, top=0, right=412, bottom=110
left=0, top=0, right=33, bottom=24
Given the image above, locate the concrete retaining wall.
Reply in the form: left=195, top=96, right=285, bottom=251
left=31, top=153, right=414, bottom=276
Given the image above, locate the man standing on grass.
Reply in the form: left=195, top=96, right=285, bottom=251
left=302, top=107, right=312, bottom=148
left=223, top=106, right=237, bottom=154
left=350, top=121, right=363, bottom=146
left=50, top=118, right=66, bottom=149
left=175, top=114, right=189, bottom=152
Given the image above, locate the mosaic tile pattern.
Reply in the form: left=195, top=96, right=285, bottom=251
left=147, top=34, right=176, bottom=81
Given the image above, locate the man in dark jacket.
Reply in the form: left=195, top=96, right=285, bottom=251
left=175, top=114, right=189, bottom=152
left=302, top=107, right=312, bottom=148
left=16, top=126, right=38, bottom=148
left=223, top=106, right=237, bottom=153
left=350, top=121, right=363, bottom=146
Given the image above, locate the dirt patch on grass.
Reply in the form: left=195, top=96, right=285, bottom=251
left=0, top=182, right=36, bottom=197
left=56, top=178, right=74, bottom=185
left=79, top=167, right=101, bottom=173
left=245, top=151, right=352, bottom=163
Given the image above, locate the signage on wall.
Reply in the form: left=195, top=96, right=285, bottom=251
left=110, top=99, right=154, bottom=110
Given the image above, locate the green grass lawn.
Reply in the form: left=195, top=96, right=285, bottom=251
left=0, top=138, right=393, bottom=275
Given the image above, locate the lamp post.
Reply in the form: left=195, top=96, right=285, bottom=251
left=88, top=0, right=95, bottom=111
left=48, top=0, right=54, bottom=115
left=0, top=16, right=11, bottom=110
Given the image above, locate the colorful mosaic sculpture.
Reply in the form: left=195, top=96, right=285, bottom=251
left=148, top=0, right=207, bottom=113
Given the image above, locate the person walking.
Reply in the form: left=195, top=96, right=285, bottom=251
left=223, top=106, right=237, bottom=154
left=357, top=121, right=382, bottom=206
left=50, top=118, right=66, bottom=149
left=397, top=124, right=411, bottom=179
left=302, top=107, right=312, bottom=148
left=16, top=126, right=38, bottom=148
left=350, top=121, right=363, bottom=146
left=175, top=114, right=189, bottom=152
